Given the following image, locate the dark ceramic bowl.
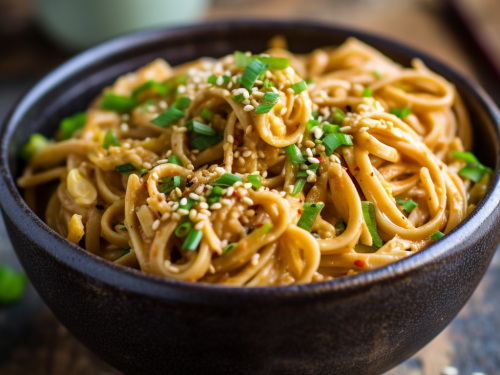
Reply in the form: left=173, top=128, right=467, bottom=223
left=1, top=21, right=500, bottom=375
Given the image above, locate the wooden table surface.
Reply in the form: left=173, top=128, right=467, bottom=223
left=1, top=0, right=499, bottom=374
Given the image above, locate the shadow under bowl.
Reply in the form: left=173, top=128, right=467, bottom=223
left=1, top=20, right=500, bottom=375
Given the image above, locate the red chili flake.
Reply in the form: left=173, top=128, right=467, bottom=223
left=354, top=166, right=360, bottom=171
left=143, top=182, right=148, bottom=189
left=299, top=199, right=303, bottom=203
left=256, top=223, right=263, bottom=228
left=203, top=186, right=208, bottom=192
left=317, top=156, right=324, bottom=163
left=370, top=172, right=374, bottom=176
left=429, top=197, right=432, bottom=200
left=439, top=165, right=443, bottom=170
left=354, top=260, right=365, bottom=268
left=298, top=209, right=303, bottom=214
left=233, top=190, right=241, bottom=198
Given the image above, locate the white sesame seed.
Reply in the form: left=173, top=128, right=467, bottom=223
left=243, top=105, right=254, bottom=112
left=226, top=186, right=235, bottom=196
left=165, top=150, right=172, bottom=158
left=180, top=197, right=187, bottom=206
left=262, top=171, right=268, bottom=178
left=120, top=123, right=129, bottom=132
left=147, top=106, right=157, bottom=112
left=177, top=85, right=186, bottom=94
left=221, top=189, right=228, bottom=195
left=242, top=99, right=250, bottom=105
left=159, top=101, right=167, bottom=109
left=189, top=209, right=198, bottom=221
left=216, top=76, right=224, bottom=86
left=177, top=208, right=189, bottom=216
left=233, top=181, right=243, bottom=188
left=187, top=164, right=194, bottom=170
left=197, top=213, right=208, bottom=221
left=221, top=239, right=228, bottom=248
left=242, top=197, right=254, bottom=205
left=244, top=182, right=253, bottom=189
left=308, top=157, right=320, bottom=164
left=161, top=212, right=171, bottom=221
left=143, top=162, right=152, bottom=169
left=208, top=264, right=216, bottom=274
left=152, top=172, right=159, bottom=179
left=306, top=170, right=316, bottom=177
left=194, top=220, right=205, bottom=230
left=191, top=149, right=200, bottom=154
left=215, top=167, right=225, bottom=176
left=210, top=202, right=222, bottom=210
left=246, top=125, right=253, bottom=134
left=199, top=202, right=209, bottom=209
left=189, top=193, right=200, bottom=200
left=123, top=143, right=131, bottom=149
left=171, top=203, right=179, bottom=211
left=227, top=135, right=234, bottom=143
left=306, top=148, right=313, bottom=157
left=167, top=265, right=179, bottom=273
left=175, top=187, right=182, bottom=197
left=314, top=128, right=324, bottom=139
left=242, top=150, right=252, bottom=157
left=172, top=212, right=181, bottom=220
left=242, top=89, right=249, bottom=99
left=359, top=126, right=369, bottom=132
left=251, top=87, right=258, bottom=92
left=152, top=220, right=160, bottom=231
left=340, top=126, right=352, bottom=133
left=195, top=185, right=204, bottom=195
left=257, top=150, right=265, bottom=158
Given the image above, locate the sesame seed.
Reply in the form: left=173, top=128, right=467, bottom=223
left=242, top=197, right=254, bottom=205
left=172, top=212, right=181, bottom=220
left=175, top=187, right=182, bottom=197
left=195, top=185, right=204, bottom=195
left=271, top=87, right=278, bottom=94
left=262, top=171, right=268, bottom=178
left=242, top=99, right=250, bottom=105
left=177, top=85, right=186, bottom=94
left=244, top=182, right=252, bottom=189
left=167, top=265, right=179, bottom=273
left=308, top=157, right=320, bottom=164
left=243, top=105, right=254, bottom=112
left=120, top=123, right=129, bottom=132
left=359, top=126, right=369, bottom=132
left=123, top=143, right=131, bottom=149
left=147, top=106, right=157, bottom=112
left=314, top=128, right=323, bottom=139
left=166, top=150, right=172, bottom=158
left=194, top=220, right=205, bottom=230
left=159, top=101, right=167, bottom=109
left=279, top=191, right=286, bottom=197
left=258, top=150, right=265, bottom=158
left=152, top=220, right=160, bottom=230
left=227, top=135, right=234, bottom=143
left=189, top=192, right=200, bottom=200
left=245, top=125, right=253, bottom=134
left=306, top=170, right=316, bottom=177
left=191, top=149, right=200, bottom=154
left=187, top=164, right=194, bottom=170
left=226, top=186, right=235, bottom=196
left=340, top=126, right=352, bottom=133
left=210, top=202, right=222, bottom=210
left=143, top=162, right=152, bottom=169
left=161, top=212, right=171, bottom=221
left=208, top=264, right=216, bottom=274
left=199, top=202, right=209, bottom=209
left=233, top=181, right=243, bottom=188
left=171, top=203, right=179, bottom=211
left=306, top=148, right=313, bottom=157
left=180, top=198, right=187, bottom=206
left=215, top=167, right=226, bottom=175
left=242, top=150, right=252, bottom=157
left=216, top=76, right=224, bottom=86
left=234, top=150, right=240, bottom=158
left=304, top=140, right=315, bottom=148
left=189, top=209, right=198, bottom=221
left=177, top=208, right=189, bottom=216
left=152, top=172, right=159, bottom=179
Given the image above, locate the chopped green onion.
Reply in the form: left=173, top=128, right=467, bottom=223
left=168, top=155, right=182, bottom=166
left=159, top=175, right=181, bottom=194
left=362, top=87, right=373, bottom=97
left=290, top=81, right=307, bottom=94
left=222, top=243, right=237, bottom=256
left=207, top=185, right=224, bottom=205
left=297, top=202, right=324, bottom=232
left=207, top=75, right=217, bottom=84
left=285, top=144, right=307, bottom=164
left=233, top=94, right=245, bottom=103
left=132, top=80, right=169, bottom=98
left=335, top=220, right=346, bottom=236
left=323, top=123, right=340, bottom=134
left=0, top=265, right=27, bottom=305
left=322, top=133, right=353, bottom=156
left=121, top=249, right=130, bottom=256
left=331, top=108, right=346, bottom=125
left=234, top=51, right=290, bottom=69
left=396, top=199, right=418, bottom=213
left=241, top=59, right=268, bottom=91
left=20, top=133, right=49, bottom=161
left=186, top=120, right=215, bottom=136
left=210, top=173, right=242, bottom=187
left=208, top=75, right=230, bottom=85
left=315, top=139, right=323, bottom=144
left=354, top=244, right=378, bottom=253
left=165, top=74, right=188, bottom=87
left=247, top=174, right=262, bottom=190
left=430, top=231, right=444, bottom=241
left=115, top=163, right=137, bottom=175
left=373, top=71, right=383, bottom=79
left=101, top=93, right=139, bottom=112
left=182, top=229, right=203, bottom=251
left=361, top=201, right=383, bottom=248
left=201, top=108, right=213, bottom=121
left=179, top=198, right=197, bottom=211
left=451, top=151, right=493, bottom=183
left=305, top=78, right=314, bottom=84
left=311, top=110, right=319, bottom=120
left=175, top=217, right=193, bottom=237
left=140, top=168, right=149, bottom=176
left=307, top=119, right=320, bottom=131
left=60, top=112, right=87, bottom=140
left=249, top=223, right=273, bottom=238
left=263, top=78, right=274, bottom=89
left=292, top=178, right=307, bottom=197
left=174, top=96, right=192, bottom=110
left=389, top=107, right=411, bottom=118
left=103, top=130, right=120, bottom=149
left=120, top=227, right=128, bottom=231
left=255, top=92, right=280, bottom=114
left=190, top=133, right=224, bottom=151
left=151, top=106, right=185, bottom=127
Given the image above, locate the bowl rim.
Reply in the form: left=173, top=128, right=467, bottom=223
left=1, top=19, right=500, bottom=306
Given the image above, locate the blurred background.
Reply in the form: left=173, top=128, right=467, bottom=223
left=1, top=0, right=499, bottom=374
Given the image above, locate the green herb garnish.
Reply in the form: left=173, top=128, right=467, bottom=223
left=361, top=201, right=383, bottom=248
left=209, top=173, right=242, bottom=187
left=396, top=199, right=418, bottom=213
left=201, top=108, right=213, bottom=121
left=241, top=59, right=268, bottom=91
left=132, top=80, right=169, bottom=98
left=101, top=93, right=139, bottom=112
left=182, top=229, right=203, bottom=251
left=151, top=106, right=185, bottom=127
left=20, top=133, right=49, bottom=161
left=430, top=231, right=444, bottom=241
left=60, top=112, right=87, bottom=140
left=297, top=202, right=324, bottom=232
left=247, top=174, right=262, bottom=190
left=322, top=133, right=353, bottom=156
left=186, top=120, right=215, bottom=136
left=290, top=81, right=307, bottom=94
left=389, top=107, right=411, bottom=118
left=103, top=130, right=121, bottom=149
left=0, top=265, right=27, bottom=305
left=451, top=151, right=493, bottom=183
left=191, top=133, right=224, bottom=151
left=115, top=163, right=137, bottom=175
left=285, top=144, right=307, bottom=164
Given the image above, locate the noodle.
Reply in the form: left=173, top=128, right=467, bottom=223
left=17, top=37, right=492, bottom=286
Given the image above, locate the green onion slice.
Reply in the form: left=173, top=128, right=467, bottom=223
left=115, top=163, right=137, bottom=175
left=159, top=175, right=181, bottom=195
left=207, top=75, right=231, bottom=85
left=335, top=220, right=346, bottom=236
left=331, top=108, right=346, bottom=125
left=207, top=185, right=224, bottom=205
left=373, top=71, right=382, bottom=79
left=20, top=133, right=49, bottom=161
left=305, top=78, right=314, bottom=84
left=396, top=199, right=418, bottom=213
left=292, top=178, right=307, bottom=197
left=241, top=59, right=268, bottom=91
left=451, top=151, right=493, bottom=183
left=182, top=229, right=203, bottom=251
left=362, top=87, right=373, bottom=97
left=232, top=94, right=245, bottom=103
left=291, top=81, right=307, bottom=94
left=174, top=96, right=192, bottom=110
left=249, top=223, right=273, bottom=238
left=190, top=133, right=224, bottom=151
left=297, top=202, right=324, bottom=232
left=285, top=144, right=307, bottom=164
left=311, top=110, right=319, bottom=120
left=179, top=197, right=197, bottom=211
left=151, top=106, right=185, bottom=127
left=234, top=51, right=290, bottom=70
left=322, top=133, right=353, bottom=156
left=121, top=249, right=130, bottom=256
left=210, top=173, right=242, bottom=187
left=389, top=107, right=411, bottom=118
left=101, top=93, right=139, bottom=112
left=361, top=201, right=383, bottom=248
left=103, top=130, right=121, bottom=149
left=175, top=217, right=193, bottom=237
left=186, top=120, right=215, bottom=136
left=430, top=231, right=444, bottom=241
left=255, top=92, right=280, bottom=114
left=307, top=119, right=320, bottom=130
left=222, top=243, right=237, bottom=256
left=201, top=108, right=213, bottom=121
left=168, top=155, right=182, bottom=166
left=60, top=112, right=87, bottom=140
left=132, top=80, right=169, bottom=98
left=247, top=174, right=262, bottom=190
left=0, top=265, right=27, bottom=305
left=323, top=123, right=340, bottom=134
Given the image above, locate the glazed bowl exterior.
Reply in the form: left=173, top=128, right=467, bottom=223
left=1, top=21, right=500, bottom=375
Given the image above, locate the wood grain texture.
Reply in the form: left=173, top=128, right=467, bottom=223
left=0, top=0, right=498, bottom=374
